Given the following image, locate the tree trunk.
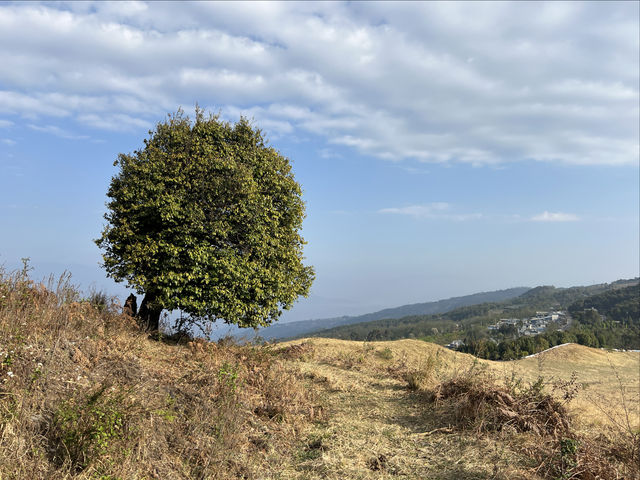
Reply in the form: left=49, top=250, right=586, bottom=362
left=138, top=291, right=162, bottom=332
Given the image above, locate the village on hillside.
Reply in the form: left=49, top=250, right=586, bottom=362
left=446, top=310, right=569, bottom=349
left=489, top=310, right=569, bottom=336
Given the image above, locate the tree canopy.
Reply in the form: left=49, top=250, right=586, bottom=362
left=96, top=109, right=314, bottom=331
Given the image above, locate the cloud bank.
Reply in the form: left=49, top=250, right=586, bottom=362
left=0, top=2, right=637, bottom=165
left=380, top=205, right=582, bottom=223
left=379, top=203, right=482, bottom=221
left=531, top=211, right=580, bottom=222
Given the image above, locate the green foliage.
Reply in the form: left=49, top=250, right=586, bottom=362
left=217, top=362, right=239, bottom=393
left=569, top=284, right=639, bottom=328
left=51, top=384, right=132, bottom=470
left=464, top=284, right=640, bottom=360
left=95, top=108, right=314, bottom=328
left=557, top=437, right=580, bottom=478
left=376, top=347, right=394, bottom=360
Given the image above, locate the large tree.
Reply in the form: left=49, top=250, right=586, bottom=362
left=96, top=109, right=314, bottom=331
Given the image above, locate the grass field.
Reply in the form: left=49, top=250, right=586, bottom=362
left=1, top=270, right=637, bottom=479
left=274, top=338, right=639, bottom=479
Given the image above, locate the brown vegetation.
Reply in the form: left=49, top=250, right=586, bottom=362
left=1, top=267, right=637, bottom=479
left=414, top=364, right=639, bottom=479
left=0, top=267, right=319, bottom=479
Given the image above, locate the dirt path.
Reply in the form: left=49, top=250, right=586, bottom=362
left=276, top=357, right=525, bottom=480
left=269, top=339, right=639, bottom=480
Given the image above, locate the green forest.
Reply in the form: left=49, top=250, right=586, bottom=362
left=303, top=280, right=639, bottom=361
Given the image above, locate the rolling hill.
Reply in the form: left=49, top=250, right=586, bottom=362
left=303, top=279, right=639, bottom=349
left=253, top=287, right=530, bottom=340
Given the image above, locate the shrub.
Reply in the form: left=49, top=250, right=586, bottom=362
left=49, top=383, right=135, bottom=470
left=376, top=347, right=394, bottom=361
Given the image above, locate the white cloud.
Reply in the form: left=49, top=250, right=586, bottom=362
left=0, top=2, right=637, bottom=165
left=380, top=203, right=449, bottom=216
left=380, top=207, right=585, bottom=223
left=379, top=203, right=482, bottom=221
left=1, top=138, right=16, bottom=146
left=318, top=148, right=341, bottom=159
left=531, top=211, right=580, bottom=222
left=76, top=113, right=150, bottom=131
left=27, top=124, right=89, bottom=140
left=0, top=119, right=13, bottom=128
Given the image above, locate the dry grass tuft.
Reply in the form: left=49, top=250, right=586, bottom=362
left=276, top=341, right=315, bottom=361
left=421, top=366, right=639, bottom=479
left=428, top=373, right=570, bottom=436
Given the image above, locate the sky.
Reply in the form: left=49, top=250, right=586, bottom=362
left=0, top=1, right=638, bottom=325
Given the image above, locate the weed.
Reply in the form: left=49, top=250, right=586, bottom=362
left=362, top=341, right=375, bottom=354
left=336, top=350, right=365, bottom=369
left=404, top=352, right=442, bottom=391
left=217, top=362, right=239, bottom=393
left=297, top=433, right=329, bottom=461
left=558, top=437, right=579, bottom=475
left=376, top=347, right=394, bottom=361
left=49, top=383, right=133, bottom=470
left=84, top=289, right=111, bottom=313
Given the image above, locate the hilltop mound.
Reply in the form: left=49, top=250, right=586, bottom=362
left=519, top=342, right=633, bottom=363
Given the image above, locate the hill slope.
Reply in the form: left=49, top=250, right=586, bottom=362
left=306, top=279, right=639, bottom=348
left=1, top=270, right=637, bottom=479
left=278, top=338, right=639, bottom=479
left=255, top=287, right=530, bottom=340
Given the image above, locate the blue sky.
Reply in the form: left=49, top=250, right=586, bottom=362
left=0, top=1, right=638, bottom=323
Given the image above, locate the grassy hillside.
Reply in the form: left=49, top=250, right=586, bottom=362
left=0, top=269, right=320, bottom=479
left=280, top=338, right=639, bottom=479
left=1, top=267, right=638, bottom=479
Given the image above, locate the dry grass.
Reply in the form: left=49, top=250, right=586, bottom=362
left=278, top=337, right=639, bottom=479
left=505, top=345, right=640, bottom=433
left=287, top=338, right=639, bottom=432
left=2, top=266, right=637, bottom=479
left=275, top=339, right=533, bottom=479
left=0, top=268, right=319, bottom=479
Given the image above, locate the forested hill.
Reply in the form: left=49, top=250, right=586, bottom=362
left=256, top=287, right=530, bottom=340
left=302, top=278, right=639, bottom=346
left=568, top=284, right=639, bottom=326
left=514, top=278, right=638, bottom=308
left=459, top=282, right=640, bottom=360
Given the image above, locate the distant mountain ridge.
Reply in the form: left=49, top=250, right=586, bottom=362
left=256, top=287, right=531, bottom=340
left=302, top=278, right=640, bottom=346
